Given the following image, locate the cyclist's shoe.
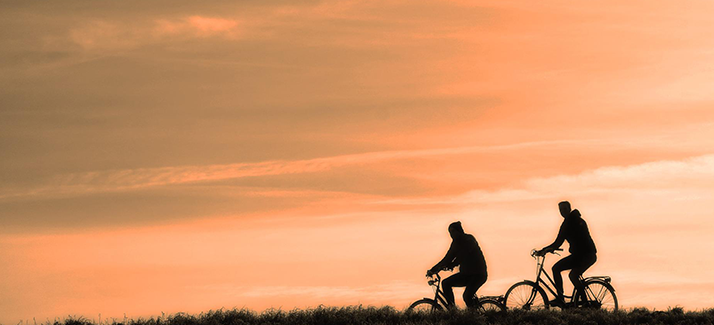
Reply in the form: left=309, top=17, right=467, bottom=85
left=580, top=301, right=601, bottom=309
left=548, top=298, right=566, bottom=308
left=465, top=298, right=480, bottom=311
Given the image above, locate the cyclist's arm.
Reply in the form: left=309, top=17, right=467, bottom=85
left=430, top=241, right=458, bottom=273
left=542, top=221, right=567, bottom=252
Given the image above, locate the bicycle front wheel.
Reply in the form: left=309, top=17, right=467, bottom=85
left=504, top=281, right=548, bottom=310
left=407, top=298, right=444, bottom=313
left=581, top=280, right=618, bottom=311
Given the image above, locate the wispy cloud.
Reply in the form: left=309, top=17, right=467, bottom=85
left=66, top=15, right=243, bottom=53
left=378, top=153, right=714, bottom=205
left=0, top=139, right=627, bottom=200
left=154, top=16, right=240, bottom=38
left=69, top=20, right=144, bottom=51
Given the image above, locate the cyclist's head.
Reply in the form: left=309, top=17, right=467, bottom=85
left=558, top=201, right=571, bottom=218
left=448, top=221, right=464, bottom=238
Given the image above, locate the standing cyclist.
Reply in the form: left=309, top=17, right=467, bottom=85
left=536, top=201, right=597, bottom=307
left=426, top=221, right=488, bottom=309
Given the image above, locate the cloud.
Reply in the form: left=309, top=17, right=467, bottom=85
left=188, top=16, right=238, bottom=33
left=378, top=153, right=714, bottom=205
left=69, top=20, right=142, bottom=51
left=68, top=15, right=241, bottom=52
left=154, top=16, right=240, bottom=38
left=0, top=139, right=624, bottom=200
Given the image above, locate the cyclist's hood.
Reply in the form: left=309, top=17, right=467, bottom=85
left=568, top=209, right=581, bottom=219
left=448, top=221, right=464, bottom=239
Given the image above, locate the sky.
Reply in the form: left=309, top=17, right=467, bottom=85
left=2, top=0, right=714, bottom=323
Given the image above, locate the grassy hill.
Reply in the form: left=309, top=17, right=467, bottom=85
left=51, top=306, right=714, bottom=325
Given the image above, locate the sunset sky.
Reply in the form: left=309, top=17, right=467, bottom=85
left=3, top=0, right=714, bottom=323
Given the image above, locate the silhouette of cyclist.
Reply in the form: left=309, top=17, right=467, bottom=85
left=426, top=221, right=488, bottom=309
left=535, top=201, right=597, bottom=307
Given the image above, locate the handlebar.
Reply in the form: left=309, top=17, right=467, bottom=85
left=531, top=248, right=563, bottom=257
left=426, top=273, right=441, bottom=286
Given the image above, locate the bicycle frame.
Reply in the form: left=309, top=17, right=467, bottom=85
left=421, top=273, right=504, bottom=311
left=532, top=252, right=608, bottom=306
left=532, top=253, right=571, bottom=301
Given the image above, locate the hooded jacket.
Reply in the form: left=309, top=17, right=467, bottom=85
left=430, top=222, right=487, bottom=275
left=548, top=210, right=597, bottom=256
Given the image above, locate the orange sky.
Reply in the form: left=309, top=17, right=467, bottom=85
left=3, top=0, right=714, bottom=323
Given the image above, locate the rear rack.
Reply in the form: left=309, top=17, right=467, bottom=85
left=585, top=276, right=611, bottom=283
left=479, top=295, right=505, bottom=303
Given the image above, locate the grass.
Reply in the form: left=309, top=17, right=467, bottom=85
left=36, top=306, right=714, bottom=325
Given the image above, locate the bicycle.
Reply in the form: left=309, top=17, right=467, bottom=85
left=407, top=273, right=505, bottom=313
left=503, top=249, right=618, bottom=311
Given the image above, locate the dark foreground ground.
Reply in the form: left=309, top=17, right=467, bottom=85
left=53, top=307, right=714, bottom=325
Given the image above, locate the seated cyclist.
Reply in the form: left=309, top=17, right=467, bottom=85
left=426, top=221, right=488, bottom=309
left=536, top=201, right=597, bottom=307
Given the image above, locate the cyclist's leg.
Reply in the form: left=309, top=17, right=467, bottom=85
left=552, top=255, right=576, bottom=302
left=463, top=273, right=487, bottom=309
left=442, top=273, right=470, bottom=308
left=569, top=254, right=597, bottom=305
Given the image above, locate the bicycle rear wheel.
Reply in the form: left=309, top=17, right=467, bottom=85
left=407, top=298, right=443, bottom=313
left=504, top=281, right=548, bottom=310
left=477, top=297, right=505, bottom=312
left=579, top=280, right=618, bottom=311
